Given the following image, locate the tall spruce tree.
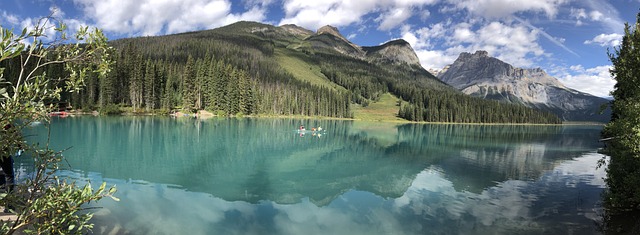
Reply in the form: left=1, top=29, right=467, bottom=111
left=182, top=55, right=196, bottom=112
left=143, top=59, right=156, bottom=111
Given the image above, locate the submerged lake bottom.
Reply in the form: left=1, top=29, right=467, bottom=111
left=20, top=117, right=608, bottom=235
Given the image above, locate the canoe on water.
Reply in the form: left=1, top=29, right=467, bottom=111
left=295, top=129, right=326, bottom=133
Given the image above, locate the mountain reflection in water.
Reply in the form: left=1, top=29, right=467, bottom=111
left=21, top=117, right=606, bottom=234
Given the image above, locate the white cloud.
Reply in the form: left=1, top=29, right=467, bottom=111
left=0, top=10, right=20, bottom=25
left=419, top=8, right=431, bottom=21
left=279, top=0, right=439, bottom=31
left=569, top=65, right=583, bottom=71
left=589, top=10, right=603, bottom=21
left=72, top=0, right=268, bottom=36
left=20, top=17, right=61, bottom=43
left=569, top=8, right=586, bottom=26
left=558, top=65, right=614, bottom=97
left=584, top=33, right=623, bottom=47
left=377, top=8, right=414, bottom=31
left=582, top=0, right=625, bottom=33
left=413, top=48, right=460, bottom=70
left=452, top=23, right=474, bottom=43
left=243, top=0, right=276, bottom=8
left=450, top=0, right=569, bottom=18
left=402, top=19, right=545, bottom=70
left=570, top=8, right=587, bottom=19
left=0, top=6, right=96, bottom=46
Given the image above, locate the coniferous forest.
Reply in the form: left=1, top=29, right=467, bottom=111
left=1, top=21, right=560, bottom=124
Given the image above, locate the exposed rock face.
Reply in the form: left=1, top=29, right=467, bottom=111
left=363, top=39, right=421, bottom=67
left=305, top=26, right=425, bottom=70
left=278, top=24, right=314, bottom=38
left=305, top=25, right=365, bottom=58
left=317, top=25, right=349, bottom=43
left=438, top=51, right=610, bottom=122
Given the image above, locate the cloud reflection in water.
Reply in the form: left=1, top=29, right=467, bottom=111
left=87, top=153, right=606, bottom=235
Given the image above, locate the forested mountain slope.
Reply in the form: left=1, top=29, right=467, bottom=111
left=1, top=21, right=561, bottom=123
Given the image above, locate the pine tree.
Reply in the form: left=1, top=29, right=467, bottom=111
left=129, top=54, right=145, bottom=111
left=143, top=59, right=156, bottom=111
left=182, top=55, right=196, bottom=112
left=99, top=59, right=116, bottom=107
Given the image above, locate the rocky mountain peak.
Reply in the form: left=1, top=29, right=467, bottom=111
left=278, top=24, right=314, bottom=38
left=308, top=25, right=365, bottom=58
left=317, top=25, right=343, bottom=39
left=459, top=50, right=489, bottom=59
left=363, top=39, right=421, bottom=67
left=443, top=50, right=563, bottom=87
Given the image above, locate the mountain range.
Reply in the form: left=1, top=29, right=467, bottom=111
left=55, top=20, right=608, bottom=123
left=264, top=22, right=609, bottom=122
left=280, top=22, right=609, bottom=122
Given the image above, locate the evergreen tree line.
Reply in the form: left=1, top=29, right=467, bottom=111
left=65, top=39, right=352, bottom=118
left=318, top=52, right=561, bottom=124
left=395, top=87, right=560, bottom=123
left=1, top=23, right=557, bottom=123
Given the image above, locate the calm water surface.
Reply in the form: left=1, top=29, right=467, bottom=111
left=21, top=117, right=607, bottom=235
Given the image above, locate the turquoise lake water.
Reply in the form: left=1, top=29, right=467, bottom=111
left=20, top=116, right=607, bottom=234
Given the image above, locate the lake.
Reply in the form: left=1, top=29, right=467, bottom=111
left=20, top=116, right=607, bottom=235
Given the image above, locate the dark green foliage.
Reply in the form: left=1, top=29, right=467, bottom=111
left=318, top=51, right=560, bottom=124
left=601, top=12, right=640, bottom=212
left=99, top=103, right=123, bottom=115
left=87, top=23, right=352, bottom=118
left=182, top=55, right=196, bottom=112
left=1, top=21, right=559, bottom=123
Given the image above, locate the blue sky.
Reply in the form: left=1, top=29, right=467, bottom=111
left=1, top=0, right=638, bottom=97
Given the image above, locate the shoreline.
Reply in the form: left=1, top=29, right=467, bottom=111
left=62, top=110, right=605, bottom=126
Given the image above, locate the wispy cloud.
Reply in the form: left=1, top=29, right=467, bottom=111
left=582, top=0, right=625, bottom=33
left=1, top=10, right=20, bottom=25
left=513, top=16, right=579, bottom=57
left=449, top=0, right=570, bottom=18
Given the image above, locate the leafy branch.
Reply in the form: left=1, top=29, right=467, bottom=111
left=0, top=16, right=117, bottom=235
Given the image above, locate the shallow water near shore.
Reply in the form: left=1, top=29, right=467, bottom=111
left=20, top=116, right=608, bottom=235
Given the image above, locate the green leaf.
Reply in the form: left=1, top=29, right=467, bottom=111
left=109, top=195, right=120, bottom=202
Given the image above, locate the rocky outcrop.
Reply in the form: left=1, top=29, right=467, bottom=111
left=438, top=51, right=610, bottom=122
left=278, top=24, right=314, bottom=38
left=307, top=26, right=424, bottom=69
left=317, top=25, right=350, bottom=44
left=363, top=39, right=421, bottom=67
left=303, top=25, right=365, bottom=58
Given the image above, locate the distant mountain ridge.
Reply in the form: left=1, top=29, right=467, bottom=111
left=93, top=21, right=562, bottom=123
left=232, top=21, right=422, bottom=68
left=437, top=51, right=610, bottom=122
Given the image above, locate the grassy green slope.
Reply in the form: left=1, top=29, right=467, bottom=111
left=274, top=48, right=347, bottom=92
left=274, top=48, right=408, bottom=122
left=352, top=93, right=405, bottom=122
